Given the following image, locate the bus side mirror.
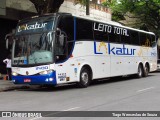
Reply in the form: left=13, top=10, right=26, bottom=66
left=56, top=28, right=65, bottom=47
left=6, top=38, right=8, bottom=49
left=59, top=34, right=64, bottom=47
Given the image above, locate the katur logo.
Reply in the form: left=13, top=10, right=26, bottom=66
left=2, top=112, right=12, bottom=117
left=94, top=41, right=136, bottom=55
left=94, top=41, right=108, bottom=55
left=138, top=39, right=151, bottom=56
left=18, top=22, right=47, bottom=32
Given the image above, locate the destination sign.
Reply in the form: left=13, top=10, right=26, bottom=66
left=16, top=20, right=54, bottom=35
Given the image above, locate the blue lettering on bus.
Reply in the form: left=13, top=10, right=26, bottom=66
left=108, top=43, right=136, bottom=55
left=94, top=41, right=136, bottom=55
left=94, top=41, right=103, bottom=54
left=36, top=66, right=49, bottom=70
left=151, top=52, right=156, bottom=56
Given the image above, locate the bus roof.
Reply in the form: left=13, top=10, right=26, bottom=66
left=72, top=14, right=155, bottom=35
left=19, top=12, right=155, bottom=36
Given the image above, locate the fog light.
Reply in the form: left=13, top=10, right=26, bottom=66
left=12, top=72, right=18, bottom=76
left=40, top=70, right=53, bottom=75
left=49, top=78, right=54, bottom=81
left=45, top=79, right=49, bottom=82
left=12, top=80, right=15, bottom=83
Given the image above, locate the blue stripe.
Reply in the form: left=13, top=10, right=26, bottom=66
left=12, top=71, right=57, bottom=85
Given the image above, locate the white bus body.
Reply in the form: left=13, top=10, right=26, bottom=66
left=12, top=13, right=157, bottom=87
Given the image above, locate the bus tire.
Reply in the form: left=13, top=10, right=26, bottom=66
left=78, top=67, right=91, bottom=88
left=143, top=64, right=149, bottom=77
left=136, top=64, right=143, bottom=78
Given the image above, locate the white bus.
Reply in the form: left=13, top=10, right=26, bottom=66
left=12, top=13, right=157, bottom=87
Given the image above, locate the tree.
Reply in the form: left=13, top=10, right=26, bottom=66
left=74, top=0, right=99, bottom=15
left=103, top=0, right=160, bottom=36
left=30, top=0, right=64, bottom=15
left=74, top=0, right=89, bottom=15
left=30, top=0, right=92, bottom=15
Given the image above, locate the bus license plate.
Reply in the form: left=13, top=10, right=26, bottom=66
left=24, top=79, right=31, bottom=83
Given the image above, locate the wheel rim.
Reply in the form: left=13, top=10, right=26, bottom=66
left=145, top=66, right=148, bottom=76
left=81, top=72, right=89, bottom=85
left=138, top=66, right=142, bottom=77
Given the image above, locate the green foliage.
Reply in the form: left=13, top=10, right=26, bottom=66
left=74, top=0, right=86, bottom=5
left=103, top=0, right=160, bottom=36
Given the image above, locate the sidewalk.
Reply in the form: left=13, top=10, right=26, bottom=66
left=0, top=79, right=30, bottom=92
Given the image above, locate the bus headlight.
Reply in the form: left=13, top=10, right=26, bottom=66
left=39, top=70, right=53, bottom=75
left=12, top=72, right=18, bottom=76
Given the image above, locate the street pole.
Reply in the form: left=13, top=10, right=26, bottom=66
left=86, top=0, right=89, bottom=15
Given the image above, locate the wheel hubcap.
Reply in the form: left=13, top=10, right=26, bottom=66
left=145, top=66, right=148, bottom=75
left=138, top=67, right=142, bottom=76
left=81, top=72, right=88, bottom=84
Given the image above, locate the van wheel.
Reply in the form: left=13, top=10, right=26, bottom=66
left=143, top=64, right=149, bottom=77
left=137, top=65, right=143, bottom=78
left=78, top=67, right=91, bottom=88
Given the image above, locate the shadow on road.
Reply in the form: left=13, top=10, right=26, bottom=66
left=17, top=73, right=156, bottom=92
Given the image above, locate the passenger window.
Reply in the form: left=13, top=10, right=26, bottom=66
left=130, top=30, right=140, bottom=45
left=93, top=22, right=108, bottom=42
left=139, top=33, right=147, bottom=46
left=76, top=18, right=93, bottom=41
left=121, top=34, right=131, bottom=44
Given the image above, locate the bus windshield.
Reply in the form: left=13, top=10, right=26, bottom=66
left=13, top=32, right=54, bottom=66
left=13, top=16, right=55, bottom=66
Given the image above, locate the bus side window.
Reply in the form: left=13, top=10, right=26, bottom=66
left=146, top=34, right=152, bottom=47
left=139, top=33, right=147, bottom=46
left=121, top=33, right=131, bottom=45
left=130, top=30, right=140, bottom=45
left=56, top=15, right=74, bottom=62
left=151, top=35, right=156, bottom=47
left=76, top=18, right=93, bottom=41
left=108, top=26, right=121, bottom=43
left=93, top=22, right=108, bottom=42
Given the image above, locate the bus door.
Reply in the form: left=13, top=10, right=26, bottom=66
left=54, top=15, right=75, bottom=83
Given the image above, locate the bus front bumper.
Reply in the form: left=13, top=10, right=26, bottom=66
left=12, top=72, right=57, bottom=85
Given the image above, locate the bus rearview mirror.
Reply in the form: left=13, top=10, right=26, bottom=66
left=59, top=34, right=65, bottom=46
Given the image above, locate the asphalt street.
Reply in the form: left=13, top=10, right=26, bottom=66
left=0, top=72, right=160, bottom=120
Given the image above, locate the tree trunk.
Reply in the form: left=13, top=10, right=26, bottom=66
left=30, top=0, right=64, bottom=15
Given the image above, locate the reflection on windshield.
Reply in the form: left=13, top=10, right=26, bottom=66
left=13, top=32, right=53, bottom=65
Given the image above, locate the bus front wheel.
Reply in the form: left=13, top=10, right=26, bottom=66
left=78, top=67, right=91, bottom=88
